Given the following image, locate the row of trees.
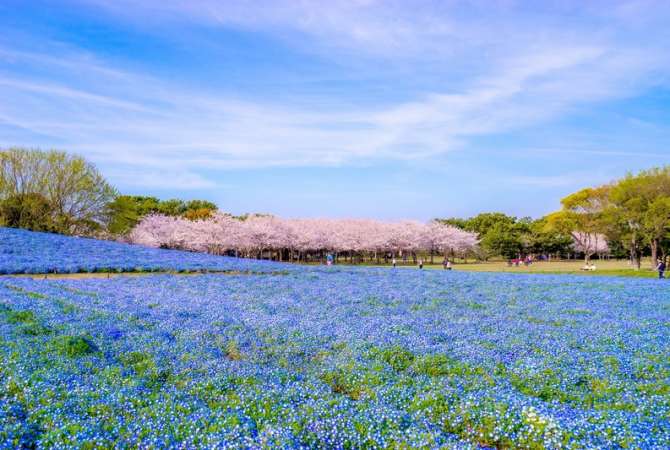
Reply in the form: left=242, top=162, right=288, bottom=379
left=546, top=167, right=670, bottom=269
left=129, top=213, right=480, bottom=263
left=2, top=148, right=666, bottom=268
left=0, top=148, right=217, bottom=235
left=438, top=213, right=579, bottom=260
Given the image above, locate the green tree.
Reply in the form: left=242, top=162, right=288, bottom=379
left=546, top=185, right=611, bottom=264
left=644, top=197, right=670, bottom=263
left=527, top=217, right=573, bottom=257
left=437, top=213, right=529, bottom=259
left=480, top=222, right=525, bottom=259
left=183, top=199, right=217, bottom=221
left=105, top=195, right=218, bottom=235
left=0, top=193, right=55, bottom=232
left=105, top=196, right=142, bottom=235
left=608, top=167, right=670, bottom=268
left=0, top=148, right=116, bottom=234
left=157, top=199, right=187, bottom=216
left=463, top=212, right=518, bottom=235
left=185, top=199, right=217, bottom=212
left=438, top=217, right=468, bottom=230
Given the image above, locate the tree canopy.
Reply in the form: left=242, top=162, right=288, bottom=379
left=547, top=166, right=670, bottom=268
left=105, top=196, right=218, bottom=235
left=0, top=148, right=116, bottom=234
left=437, top=213, right=570, bottom=259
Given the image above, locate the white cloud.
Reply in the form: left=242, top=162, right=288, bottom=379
left=104, top=168, right=219, bottom=190
left=1, top=1, right=669, bottom=189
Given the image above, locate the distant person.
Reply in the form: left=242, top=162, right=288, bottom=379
left=326, top=253, right=333, bottom=266
left=446, top=260, right=452, bottom=271
left=418, top=259, right=424, bottom=270
left=442, top=258, right=448, bottom=270
left=392, top=258, right=397, bottom=268
left=657, top=259, right=666, bottom=279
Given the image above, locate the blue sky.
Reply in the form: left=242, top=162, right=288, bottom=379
left=1, top=0, right=669, bottom=220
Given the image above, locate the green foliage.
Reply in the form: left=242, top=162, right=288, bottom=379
left=0, top=147, right=116, bottom=235
left=437, top=212, right=567, bottom=259
left=439, top=217, right=468, bottom=229
left=185, top=199, right=218, bottom=213
left=105, top=195, right=218, bottom=234
left=527, top=217, right=573, bottom=255
left=0, top=193, right=56, bottom=232
left=320, top=368, right=364, bottom=399
left=50, top=335, right=99, bottom=358
left=442, top=166, right=669, bottom=262
left=543, top=166, right=670, bottom=266
left=319, top=365, right=381, bottom=400
left=369, top=345, right=415, bottom=371
left=608, top=167, right=670, bottom=267
left=479, top=221, right=525, bottom=259
left=409, top=393, right=566, bottom=449
left=0, top=305, right=52, bottom=336
left=19, top=322, right=53, bottom=336
left=0, top=148, right=219, bottom=236
left=104, top=196, right=143, bottom=235
left=4, top=309, right=37, bottom=324
left=118, top=350, right=172, bottom=388
left=411, top=353, right=454, bottom=377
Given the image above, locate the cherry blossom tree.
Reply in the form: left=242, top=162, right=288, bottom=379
left=571, top=232, right=609, bottom=263
left=128, top=214, right=479, bottom=264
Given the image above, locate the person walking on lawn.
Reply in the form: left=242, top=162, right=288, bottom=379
left=657, top=259, right=666, bottom=279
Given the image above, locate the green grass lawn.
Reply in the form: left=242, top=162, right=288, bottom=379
left=10, top=258, right=661, bottom=280
left=364, top=258, right=661, bottom=278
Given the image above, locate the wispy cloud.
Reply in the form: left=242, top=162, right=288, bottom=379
left=0, top=77, right=150, bottom=112
left=507, top=174, right=593, bottom=189
left=104, top=168, right=219, bottom=190
left=1, top=1, right=669, bottom=190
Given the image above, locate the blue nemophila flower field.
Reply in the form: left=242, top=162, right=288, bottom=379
left=1, top=268, right=669, bottom=448
left=0, top=227, right=289, bottom=274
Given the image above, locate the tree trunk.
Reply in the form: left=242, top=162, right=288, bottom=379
left=651, top=239, right=659, bottom=270
left=630, top=246, right=640, bottom=270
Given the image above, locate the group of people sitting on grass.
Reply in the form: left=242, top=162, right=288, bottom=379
left=507, top=256, right=534, bottom=267
left=581, top=262, right=598, bottom=271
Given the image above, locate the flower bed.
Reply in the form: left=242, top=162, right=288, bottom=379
left=1, top=269, right=668, bottom=448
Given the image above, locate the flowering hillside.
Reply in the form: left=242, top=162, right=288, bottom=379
left=0, top=227, right=290, bottom=274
